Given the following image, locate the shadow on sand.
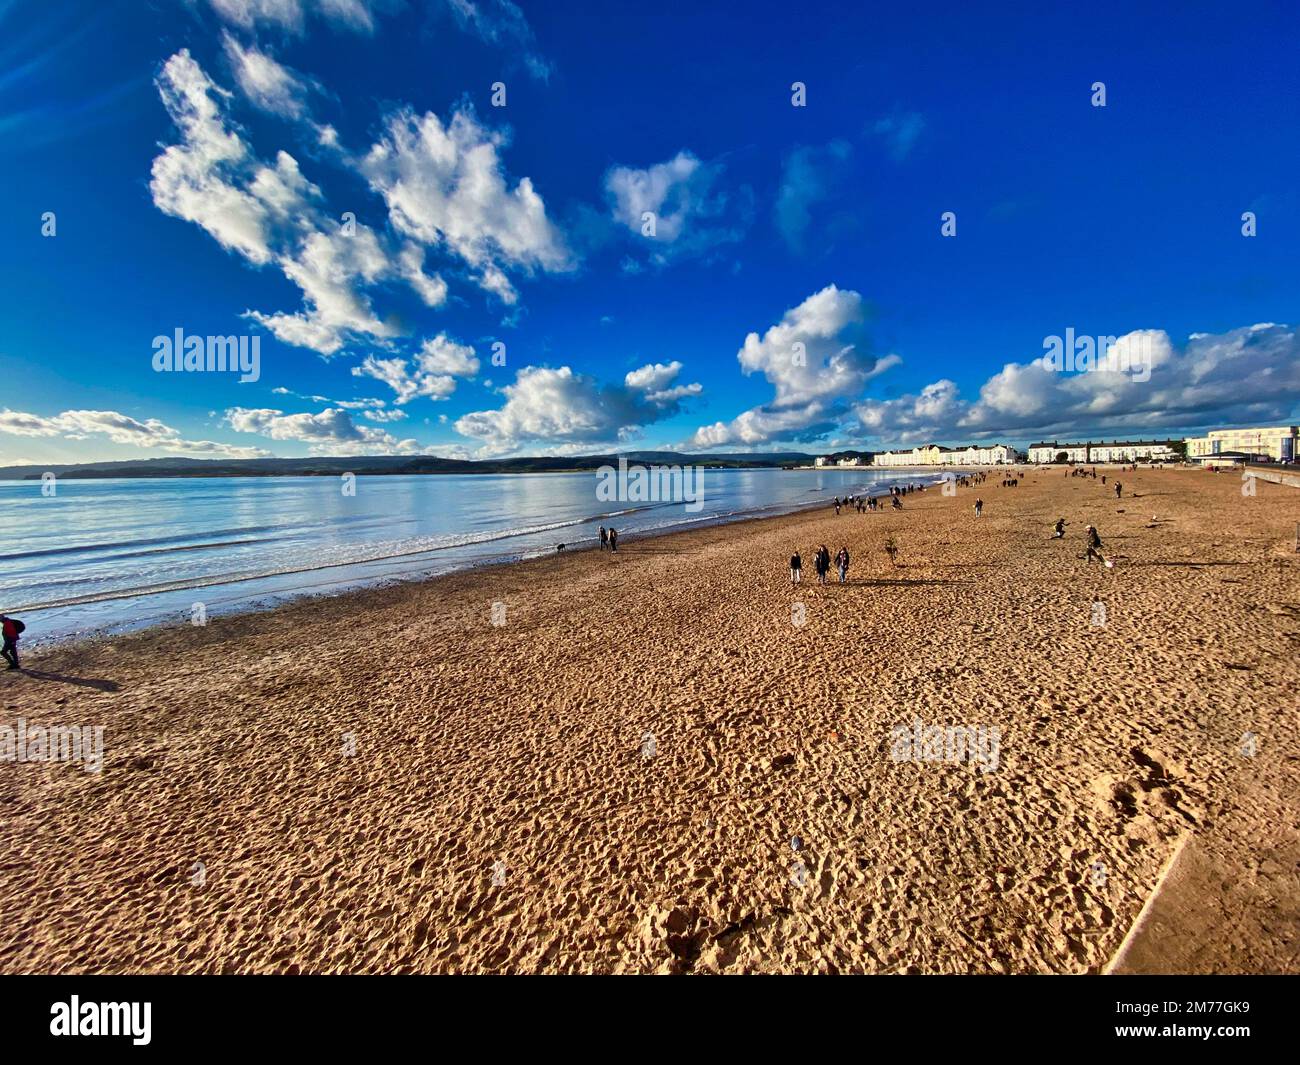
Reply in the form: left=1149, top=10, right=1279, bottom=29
left=851, top=578, right=974, bottom=587
left=10, top=670, right=120, bottom=692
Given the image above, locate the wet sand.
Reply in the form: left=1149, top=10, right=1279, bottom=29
left=1, top=467, right=1297, bottom=973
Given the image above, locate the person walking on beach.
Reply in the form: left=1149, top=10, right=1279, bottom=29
left=974, top=498, right=984, bottom=517
left=1, top=614, right=22, bottom=671
left=790, top=550, right=802, bottom=585
left=599, top=525, right=608, bottom=551
left=815, top=545, right=831, bottom=585
left=608, top=527, right=618, bottom=552
left=1114, top=481, right=1123, bottom=499
left=835, top=546, right=850, bottom=583
left=834, top=497, right=841, bottom=515
left=1084, top=525, right=1112, bottom=567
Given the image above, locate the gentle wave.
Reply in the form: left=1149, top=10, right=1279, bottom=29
left=5, top=510, right=623, bottom=611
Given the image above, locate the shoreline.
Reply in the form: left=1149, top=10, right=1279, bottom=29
left=12, top=472, right=950, bottom=652
left=2, top=466, right=1296, bottom=973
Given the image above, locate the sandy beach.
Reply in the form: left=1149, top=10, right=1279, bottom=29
left=1, top=467, right=1296, bottom=974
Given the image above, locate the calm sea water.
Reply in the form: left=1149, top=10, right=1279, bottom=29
left=0, top=467, right=945, bottom=644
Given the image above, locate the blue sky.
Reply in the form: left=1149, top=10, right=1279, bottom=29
left=2, top=0, right=1298, bottom=464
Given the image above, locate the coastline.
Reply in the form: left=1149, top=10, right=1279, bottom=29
left=10, top=469, right=950, bottom=650
left=2, top=467, right=1296, bottom=973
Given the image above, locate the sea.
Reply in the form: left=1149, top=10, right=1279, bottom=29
left=0, top=466, right=948, bottom=644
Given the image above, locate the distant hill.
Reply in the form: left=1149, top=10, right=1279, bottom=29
left=0, top=451, right=818, bottom=480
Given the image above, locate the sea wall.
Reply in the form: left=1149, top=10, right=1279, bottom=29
left=1245, top=464, right=1300, bottom=489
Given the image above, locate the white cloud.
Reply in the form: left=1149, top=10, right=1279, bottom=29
left=221, top=33, right=317, bottom=119
left=604, top=150, right=751, bottom=265
left=150, top=50, right=276, bottom=265
left=0, top=408, right=270, bottom=458
left=224, top=405, right=423, bottom=454
left=690, top=284, right=894, bottom=448
left=357, top=105, right=571, bottom=304
left=361, top=407, right=408, bottom=423
left=351, top=334, right=480, bottom=404
left=851, top=323, right=1300, bottom=443
left=206, top=0, right=396, bottom=35
left=625, top=360, right=703, bottom=405
left=455, top=361, right=701, bottom=455
left=441, top=0, right=553, bottom=81
left=150, top=50, right=447, bottom=356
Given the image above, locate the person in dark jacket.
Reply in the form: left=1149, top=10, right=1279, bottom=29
left=1084, top=525, right=1112, bottom=567
left=1, top=614, right=21, bottom=670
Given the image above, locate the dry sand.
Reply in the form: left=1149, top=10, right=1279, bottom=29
left=1, top=467, right=1297, bottom=974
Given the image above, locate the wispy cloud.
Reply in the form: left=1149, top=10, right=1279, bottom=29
left=871, top=109, right=925, bottom=161
left=775, top=140, right=853, bottom=253
left=604, top=150, right=752, bottom=269
left=440, top=0, right=553, bottom=81
left=0, top=408, right=270, bottom=458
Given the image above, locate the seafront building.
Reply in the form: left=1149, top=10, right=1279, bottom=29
left=1026, top=439, right=1179, bottom=464
left=1184, top=426, right=1297, bottom=463
left=872, top=443, right=1017, bottom=467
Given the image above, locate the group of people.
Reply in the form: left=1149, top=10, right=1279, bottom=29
left=597, top=525, right=619, bottom=551
left=831, top=483, right=924, bottom=516
left=790, top=544, right=851, bottom=586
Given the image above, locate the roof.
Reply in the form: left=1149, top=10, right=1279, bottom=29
left=1028, top=440, right=1177, bottom=450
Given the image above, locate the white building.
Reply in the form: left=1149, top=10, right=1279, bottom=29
left=872, top=445, right=942, bottom=467
left=1028, top=441, right=1091, bottom=464
left=1089, top=441, right=1180, bottom=463
left=943, top=444, right=1018, bottom=465
left=1027, top=440, right=1178, bottom=464
left=873, top=443, right=1017, bottom=467
left=1185, top=426, right=1297, bottom=463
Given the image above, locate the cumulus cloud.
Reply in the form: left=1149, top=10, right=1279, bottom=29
left=361, top=407, right=408, bottom=423
left=0, top=408, right=270, bottom=458
left=775, top=140, right=853, bottom=253
left=690, top=284, right=896, bottom=448
left=150, top=50, right=447, bottom=355
left=357, top=106, right=571, bottom=305
left=624, top=361, right=703, bottom=405
left=455, top=361, right=701, bottom=455
left=224, top=405, right=423, bottom=454
left=852, top=323, right=1300, bottom=444
left=604, top=150, right=751, bottom=266
left=351, top=333, right=481, bottom=404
